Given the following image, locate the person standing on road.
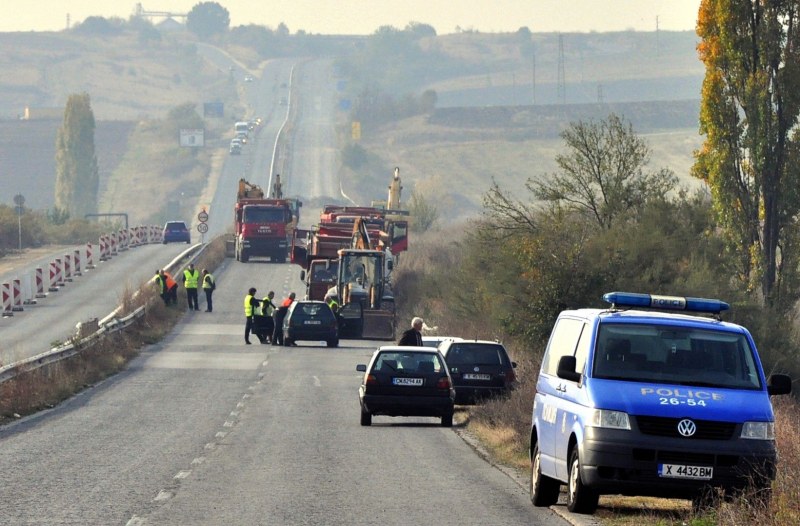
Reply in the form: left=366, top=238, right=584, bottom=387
left=244, top=287, right=261, bottom=345
left=260, top=291, right=276, bottom=344
left=272, top=292, right=295, bottom=345
left=154, top=270, right=167, bottom=305
left=202, top=269, right=215, bottom=312
left=163, top=270, right=178, bottom=305
left=183, top=263, right=200, bottom=311
left=398, top=317, right=424, bottom=346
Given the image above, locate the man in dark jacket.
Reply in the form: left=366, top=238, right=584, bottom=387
left=398, top=317, right=424, bottom=346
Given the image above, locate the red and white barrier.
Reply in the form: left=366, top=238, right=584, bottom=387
left=63, top=254, right=73, bottom=282
left=99, top=235, right=108, bottom=261
left=2, top=282, right=13, bottom=317
left=86, top=242, right=95, bottom=269
left=110, top=231, right=118, bottom=256
left=54, top=258, right=65, bottom=287
left=48, top=261, right=59, bottom=292
left=35, top=267, right=47, bottom=298
left=74, top=248, right=82, bottom=276
left=21, top=274, right=35, bottom=305
left=11, top=279, right=23, bottom=312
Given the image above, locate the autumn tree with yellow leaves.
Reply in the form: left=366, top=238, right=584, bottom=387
left=694, top=1, right=800, bottom=307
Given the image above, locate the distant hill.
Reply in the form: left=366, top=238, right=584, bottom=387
left=0, top=119, right=135, bottom=211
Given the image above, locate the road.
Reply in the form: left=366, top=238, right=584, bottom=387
left=0, top=260, right=568, bottom=526
left=0, top=54, right=574, bottom=526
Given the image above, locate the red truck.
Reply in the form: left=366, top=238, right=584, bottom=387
left=234, top=179, right=293, bottom=263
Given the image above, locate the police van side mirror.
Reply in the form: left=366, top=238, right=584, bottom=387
left=557, top=355, right=581, bottom=382
left=767, top=373, right=792, bottom=396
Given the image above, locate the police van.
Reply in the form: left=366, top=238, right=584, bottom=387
left=530, top=292, right=792, bottom=514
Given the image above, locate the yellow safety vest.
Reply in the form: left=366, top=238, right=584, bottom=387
left=184, top=269, right=199, bottom=288
left=262, top=298, right=275, bottom=317
left=202, top=273, right=215, bottom=289
left=244, top=294, right=254, bottom=317
left=155, top=275, right=164, bottom=293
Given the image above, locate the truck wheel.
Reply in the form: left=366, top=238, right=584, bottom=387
left=530, top=442, right=560, bottom=507
left=240, top=251, right=249, bottom=263
left=327, top=339, right=339, bottom=348
left=567, top=448, right=599, bottom=514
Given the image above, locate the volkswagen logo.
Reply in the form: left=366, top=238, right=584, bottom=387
left=473, top=366, right=480, bottom=372
left=677, top=419, right=697, bottom=437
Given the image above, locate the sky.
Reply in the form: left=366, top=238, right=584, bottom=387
left=1, top=1, right=702, bottom=34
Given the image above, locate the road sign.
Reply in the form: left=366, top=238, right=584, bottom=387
left=13, top=194, right=24, bottom=206
left=197, top=223, right=209, bottom=234
left=198, top=210, right=209, bottom=223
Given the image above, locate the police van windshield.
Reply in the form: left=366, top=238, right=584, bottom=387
left=592, top=324, right=761, bottom=390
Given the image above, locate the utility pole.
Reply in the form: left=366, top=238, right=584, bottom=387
left=557, top=34, right=566, bottom=105
left=13, top=194, right=24, bottom=253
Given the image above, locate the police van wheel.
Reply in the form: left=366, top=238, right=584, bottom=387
left=530, top=443, right=560, bottom=507
left=567, top=448, right=598, bottom=514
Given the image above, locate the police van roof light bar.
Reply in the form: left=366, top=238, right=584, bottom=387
left=602, top=292, right=730, bottom=314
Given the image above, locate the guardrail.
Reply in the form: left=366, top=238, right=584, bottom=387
left=0, top=243, right=207, bottom=385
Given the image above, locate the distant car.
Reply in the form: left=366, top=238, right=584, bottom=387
left=356, top=346, right=455, bottom=427
left=229, top=143, right=242, bottom=155
left=438, top=339, right=517, bottom=405
left=244, top=75, right=254, bottom=82
left=235, top=132, right=248, bottom=144
left=162, top=221, right=190, bottom=244
left=282, top=300, right=339, bottom=347
left=421, top=336, right=462, bottom=349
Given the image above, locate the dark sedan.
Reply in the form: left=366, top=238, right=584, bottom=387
left=438, top=340, right=517, bottom=405
left=162, top=221, right=190, bottom=244
left=356, top=346, right=455, bottom=427
left=282, top=300, right=339, bottom=347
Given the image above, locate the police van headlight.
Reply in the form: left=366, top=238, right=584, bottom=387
left=741, top=421, right=775, bottom=440
left=588, top=409, right=631, bottom=430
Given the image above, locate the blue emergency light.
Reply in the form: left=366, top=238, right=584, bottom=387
left=602, top=292, right=730, bottom=314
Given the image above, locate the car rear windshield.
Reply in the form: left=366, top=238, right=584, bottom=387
left=445, top=344, right=507, bottom=366
left=373, top=351, right=444, bottom=374
left=290, top=303, right=334, bottom=322
left=592, top=323, right=762, bottom=389
left=165, top=222, right=186, bottom=231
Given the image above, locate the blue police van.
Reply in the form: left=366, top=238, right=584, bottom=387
left=530, top=292, right=792, bottom=514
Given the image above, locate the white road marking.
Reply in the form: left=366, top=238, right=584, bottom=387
left=126, top=516, right=147, bottom=526
left=204, top=442, right=216, bottom=451
left=223, top=420, right=235, bottom=427
left=144, top=352, right=266, bottom=370
left=313, top=375, right=321, bottom=387
left=191, top=457, right=205, bottom=466
left=230, top=411, right=240, bottom=417
left=215, top=431, right=227, bottom=439
left=153, top=490, right=173, bottom=502
left=174, top=470, right=191, bottom=480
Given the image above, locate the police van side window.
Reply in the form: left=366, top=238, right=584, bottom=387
left=542, top=318, right=586, bottom=376
left=573, top=324, right=592, bottom=377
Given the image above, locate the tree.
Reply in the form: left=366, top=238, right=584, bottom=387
left=186, top=2, right=230, bottom=40
left=694, top=1, right=800, bottom=306
left=532, top=114, right=678, bottom=229
left=55, top=93, right=99, bottom=220
left=408, top=189, right=439, bottom=232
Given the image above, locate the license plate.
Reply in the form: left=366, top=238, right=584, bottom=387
left=659, top=464, right=713, bottom=480
left=463, top=373, right=491, bottom=381
left=393, top=377, right=423, bottom=386
left=304, top=320, right=321, bottom=325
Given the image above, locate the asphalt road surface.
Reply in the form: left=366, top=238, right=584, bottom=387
left=0, top=258, right=569, bottom=526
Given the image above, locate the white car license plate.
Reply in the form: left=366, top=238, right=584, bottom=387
left=304, top=320, right=321, bottom=325
left=393, top=377, right=423, bottom=386
left=463, top=373, right=491, bottom=381
left=658, top=464, right=713, bottom=480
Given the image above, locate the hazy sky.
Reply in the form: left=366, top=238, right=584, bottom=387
left=1, top=1, right=701, bottom=34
